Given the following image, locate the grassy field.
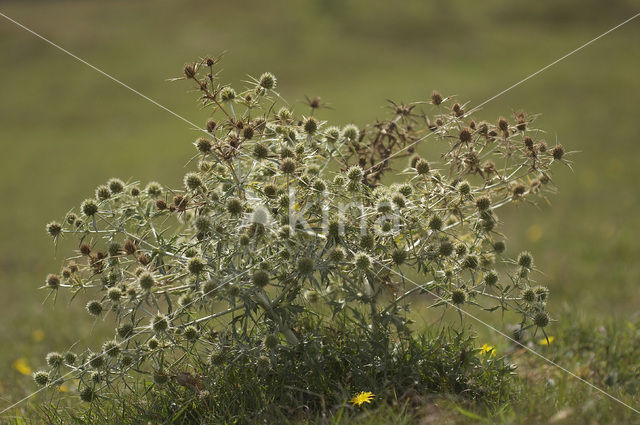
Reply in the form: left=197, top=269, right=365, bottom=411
left=1, top=0, right=639, bottom=423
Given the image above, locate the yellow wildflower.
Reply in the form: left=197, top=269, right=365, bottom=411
left=350, top=391, right=375, bottom=406
left=12, top=358, right=33, bottom=375
left=32, top=329, right=45, bottom=343
left=538, top=336, right=555, bottom=345
left=481, top=343, right=496, bottom=357
left=526, top=224, right=543, bottom=243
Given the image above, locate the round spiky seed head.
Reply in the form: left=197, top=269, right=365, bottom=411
left=183, top=325, right=199, bottom=342
left=346, top=166, right=364, bottom=182
left=200, top=279, right=217, bottom=298
left=455, top=243, right=467, bottom=257
left=64, top=351, right=77, bottom=365
left=457, top=180, right=471, bottom=196
left=65, top=213, right=77, bottom=225
left=280, top=158, right=297, bottom=174
left=252, top=270, right=270, bottom=288
left=107, top=287, right=122, bottom=302
left=95, top=185, right=111, bottom=201
left=130, top=186, right=140, bottom=196
left=107, top=242, right=121, bottom=257
left=138, top=272, right=155, bottom=291
left=89, top=353, right=104, bottom=369
left=303, top=117, right=318, bottom=134
left=220, top=87, right=236, bottom=102
left=391, top=249, right=407, bottom=265
left=533, top=311, right=550, bottom=328
left=33, top=371, right=50, bottom=387
left=297, top=257, right=315, bottom=275
left=46, top=221, right=62, bottom=238
left=187, top=257, right=205, bottom=275
left=239, top=234, right=250, bottom=246
left=451, top=289, right=467, bottom=305
left=147, top=337, right=159, bottom=350
left=86, top=300, right=103, bottom=316
left=476, top=196, right=491, bottom=211
left=428, top=215, right=443, bottom=231
left=264, top=334, right=279, bottom=350
left=463, top=255, right=479, bottom=269
left=206, top=119, right=217, bottom=132
left=117, top=323, right=134, bottom=339
left=534, top=285, right=549, bottom=302
left=155, top=199, right=167, bottom=210
left=522, top=288, right=536, bottom=303
left=497, top=117, right=509, bottom=132
left=253, top=143, right=269, bottom=159
left=210, top=349, right=227, bottom=366
left=517, top=251, right=533, bottom=269
left=398, top=183, right=413, bottom=197
left=102, top=340, right=120, bottom=358
left=328, top=247, right=345, bottom=263
left=312, top=179, right=326, bottom=192
left=415, top=159, right=430, bottom=175
left=178, top=293, right=192, bottom=307
left=355, top=252, right=371, bottom=270
left=196, top=137, right=212, bottom=153
left=79, top=386, right=95, bottom=402
left=342, top=124, right=359, bottom=142
left=431, top=91, right=443, bottom=106
left=325, top=126, right=341, bottom=143
left=242, top=126, right=254, bottom=140
left=151, top=315, right=170, bottom=333
left=120, top=355, right=133, bottom=368
left=123, top=239, right=137, bottom=255
left=523, top=136, right=534, bottom=149
left=107, top=178, right=125, bottom=194
left=360, top=234, right=374, bottom=250
left=459, top=128, right=472, bottom=143
left=145, top=182, right=162, bottom=198
left=333, top=175, right=346, bottom=186
left=493, top=241, right=506, bottom=254
left=392, top=193, right=406, bottom=209
left=184, top=172, right=203, bottom=191
left=552, top=144, right=565, bottom=160
left=439, top=241, right=454, bottom=257
left=46, top=273, right=60, bottom=289
left=259, top=72, right=276, bottom=90
left=381, top=220, right=393, bottom=233
left=484, top=270, right=499, bottom=286
left=81, top=199, right=99, bottom=217
left=183, top=63, right=196, bottom=79
left=226, top=197, right=243, bottom=215
left=194, top=216, right=211, bottom=234
left=46, top=352, right=64, bottom=368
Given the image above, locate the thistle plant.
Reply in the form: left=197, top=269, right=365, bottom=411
left=39, top=56, right=568, bottom=418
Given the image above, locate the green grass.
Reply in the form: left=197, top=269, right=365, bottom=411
left=1, top=0, right=640, bottom=423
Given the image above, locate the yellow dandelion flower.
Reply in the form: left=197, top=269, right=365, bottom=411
left=350, top=391, right=375, bottom=406
left=538, top=336, right=555, bottom=345
left=12, top=358, right=33, bottom=375
left=480, top=343, right=496, bottom=357
left=32, top=329, right=45, bottom=343
left=526, top=224, right=543, bottom=243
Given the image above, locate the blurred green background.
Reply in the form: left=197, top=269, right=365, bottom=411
left=1, top=0, right=639, bottom=412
